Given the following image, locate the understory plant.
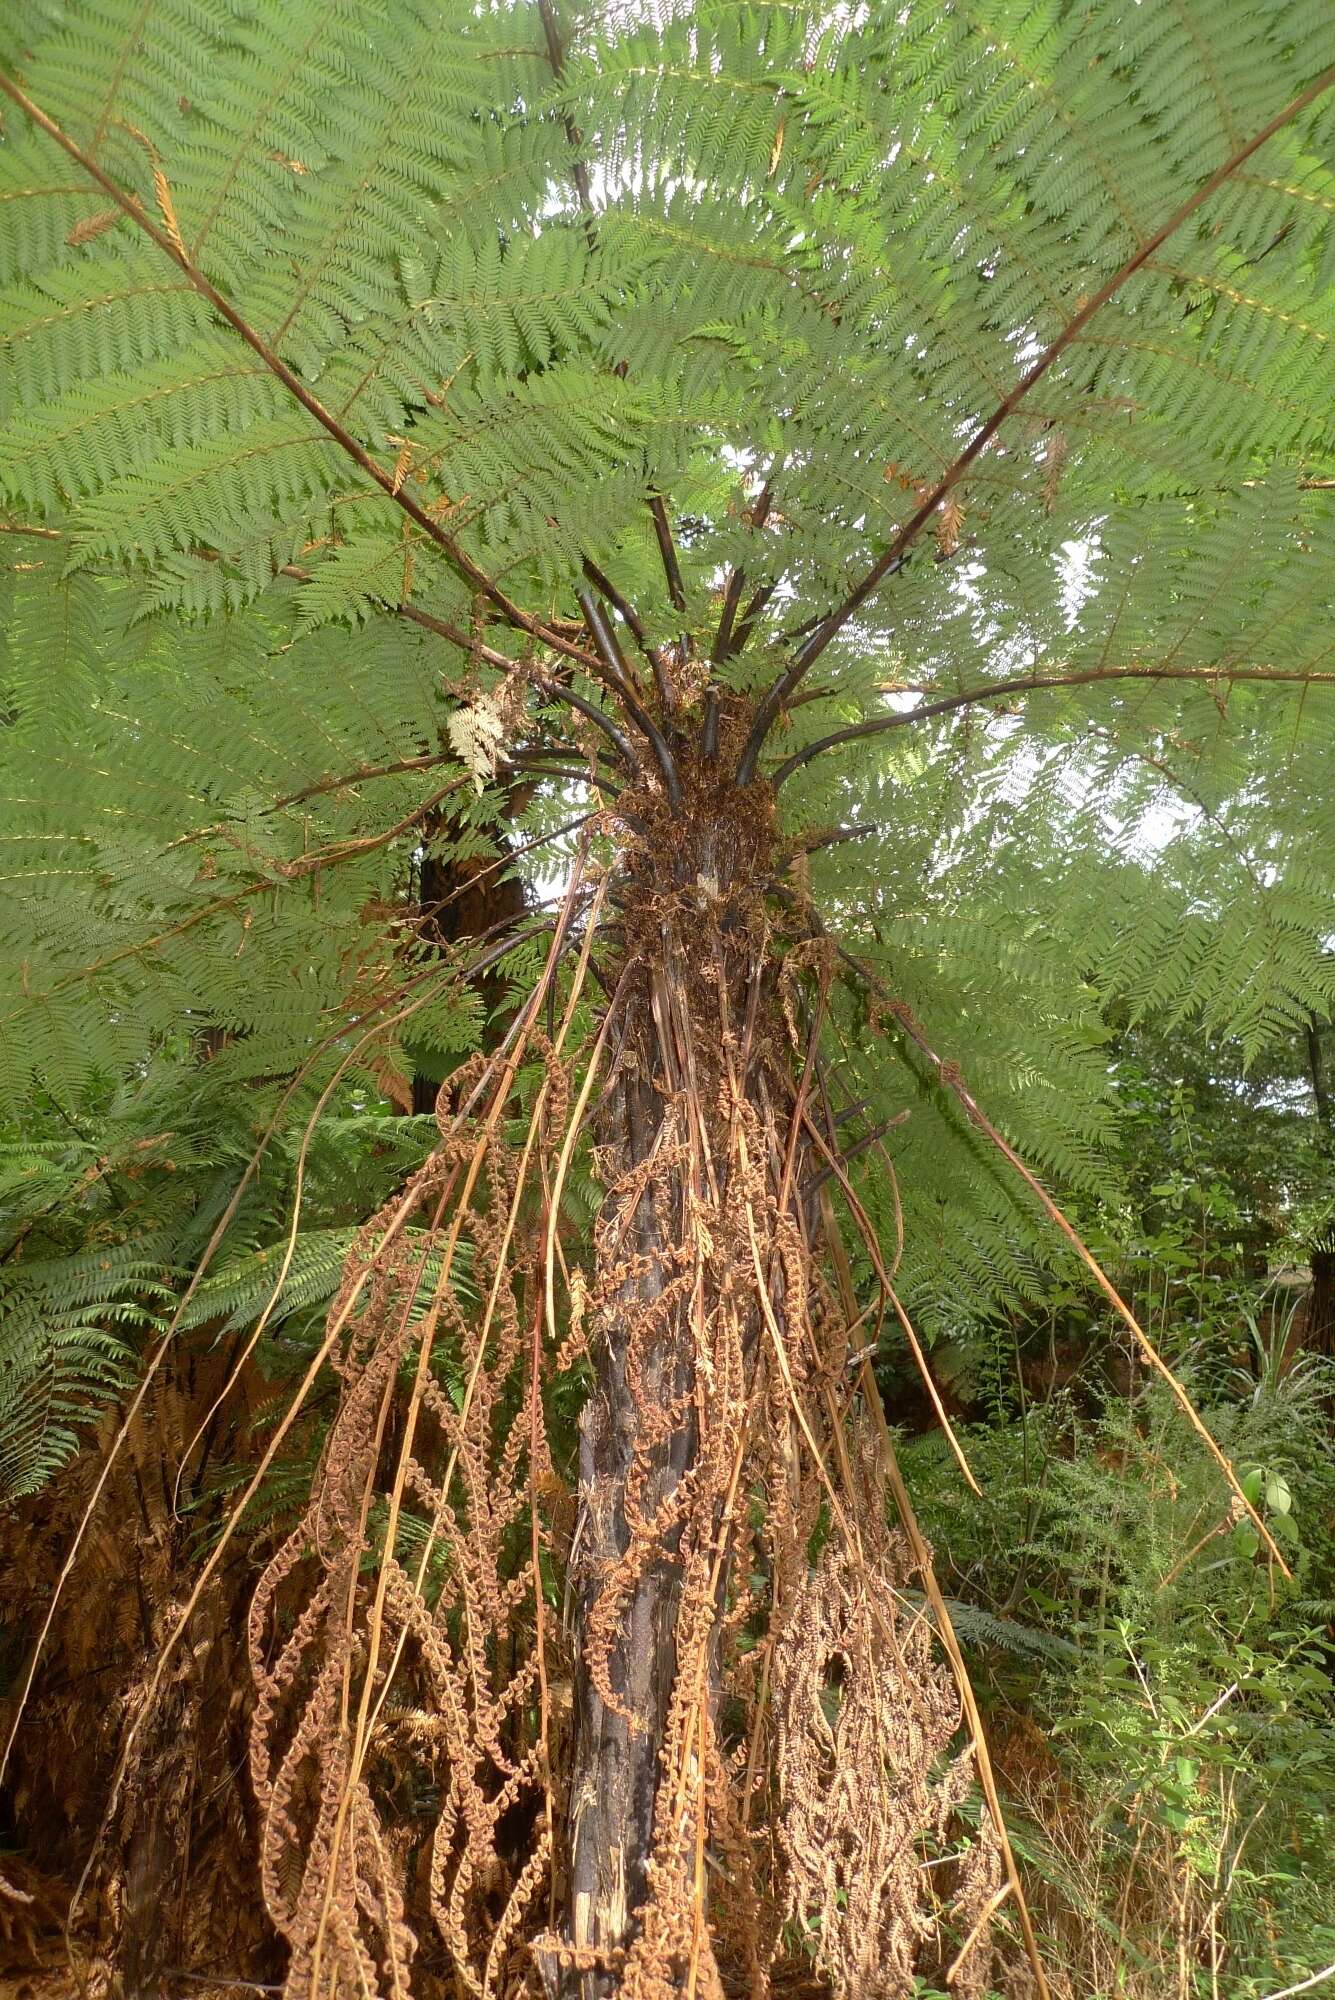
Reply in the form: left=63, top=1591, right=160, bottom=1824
left=906, top=1256, right=1335, bottom=1997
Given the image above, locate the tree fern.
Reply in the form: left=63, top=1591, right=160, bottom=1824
left=1, top=1, right=1333, bottom=1992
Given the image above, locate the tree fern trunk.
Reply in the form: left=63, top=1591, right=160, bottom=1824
left=559, top=766, right=791, bottom=1994
left=117, top=1626, right=196, bottom=1996
left=566, top=1030, right=694, bottom=1992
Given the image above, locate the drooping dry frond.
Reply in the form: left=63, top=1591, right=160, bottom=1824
left=770, top=1457, right=1001, bottom=1999
left=250, top=943, right=589, bottom=1998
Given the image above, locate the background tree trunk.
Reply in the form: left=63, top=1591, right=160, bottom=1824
left=1305, top=1018, right=1335, bottom=1356
left=410, top=804, right=529, bottom=1115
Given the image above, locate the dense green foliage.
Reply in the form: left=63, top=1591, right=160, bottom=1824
left=907, top=1084, right=1335, bottom=1996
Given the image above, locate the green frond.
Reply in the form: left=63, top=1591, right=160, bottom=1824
left=0, top=1298, right=132, bottom=1501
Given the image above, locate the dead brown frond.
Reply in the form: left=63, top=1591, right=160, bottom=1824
left=248, top=872, right=602, bottom=1999
left=9, top=765, right=1028, bottom=2000
left=769, top=1444, right=1000, bottom=2000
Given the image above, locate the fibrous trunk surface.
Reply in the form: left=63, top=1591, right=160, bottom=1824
left=566, top=762, right=794, bottom=1995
